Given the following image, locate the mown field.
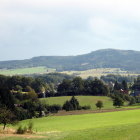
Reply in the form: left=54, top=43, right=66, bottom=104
left=61, top=68, right=138, bottom=78
left=40, top=96, right=114, bottom=110
left=0, top=67, right=56, bottom=75
left=2, top=109, right=140, bottom=140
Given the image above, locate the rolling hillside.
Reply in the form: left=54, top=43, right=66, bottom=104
left=3, top=109, right=140, bottom=140
left=40, top=96, right=114, bottom=110
left=1, top=49, right=140, bottom=72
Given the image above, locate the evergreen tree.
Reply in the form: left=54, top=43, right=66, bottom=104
left=69, top=96, right=80, bottom=110
left=122, top=80, right=128, bottom=90
left=114, top=81, right=121, bottom=91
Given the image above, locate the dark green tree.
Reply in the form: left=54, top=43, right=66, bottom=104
left=63, top=101, right=73, bottom=111
left=96, top=101, right=104, bottom=109
left=0, top=88, right=15, bottom=110
left=122, top=80, right=128, bottom=90
left=57, top=79, right=72, bottom=95
left=71, top=77, right=84, bottom=95
left=114, top=81, right=121, bottom=91
left=63, top=96, right=80, bottom=111
left=113, top=97, right=124, bottom=107
left=69, top=96, right=80, bottom=110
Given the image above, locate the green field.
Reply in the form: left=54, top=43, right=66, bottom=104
left=0, top=67, right=56, bottom=75
left=0, top=67, right=138, bottom=78
left=2, top=109, right=140, bottom=140
left=40, top=96, right=114, bottom=110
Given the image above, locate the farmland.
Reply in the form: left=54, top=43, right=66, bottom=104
left=2, top=109, right=140, bottom=140
left=0, top=67, right=138, bottom=78
left=0, top=67, right=56, bottom=76
left=61, top=68, right=138, bottom=78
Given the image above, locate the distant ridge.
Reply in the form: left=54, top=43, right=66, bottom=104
left=1, top=49, right=140, bottom=72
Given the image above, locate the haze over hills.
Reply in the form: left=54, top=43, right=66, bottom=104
left=1, top=49, right=140, bottom=72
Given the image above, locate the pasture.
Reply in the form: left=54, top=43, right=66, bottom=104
left=2, top=109, right=140, bottom=140
left=40, top=96, right=114, bottom=110
left=0, top=67, right=56, bottom=76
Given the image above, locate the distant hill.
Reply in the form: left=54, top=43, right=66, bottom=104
left=1, top=49, right=140, bottom=72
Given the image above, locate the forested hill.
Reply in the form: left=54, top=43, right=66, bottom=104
left=1, top=49, right=140, bottom=72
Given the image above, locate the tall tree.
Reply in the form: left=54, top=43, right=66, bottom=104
left=0, top=88, right=15, bottom=110
left=122, top=80, right=128, bottom=90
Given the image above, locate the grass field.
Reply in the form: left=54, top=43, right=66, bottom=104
left=2, top=109, right=140, bottom=140
left=0, top=67, right=56, bottom=75
left=40, top=96, right=114, bottom=110
left=61, top=68, right=138, bottom=78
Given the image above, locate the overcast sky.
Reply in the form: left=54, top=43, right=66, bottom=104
left=0, top=0, right=140, bottom=60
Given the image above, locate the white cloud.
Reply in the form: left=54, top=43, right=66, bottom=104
left=0, top=0, right=140, bottom=60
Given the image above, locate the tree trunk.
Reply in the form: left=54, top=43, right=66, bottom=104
left=3, top=123, right=6, bottom=130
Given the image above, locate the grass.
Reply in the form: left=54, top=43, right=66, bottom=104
left=0, top=67, right=56, bottom=75
left=40, top=96, right=114, bottom=110
left=2, top=109, right=140, bottom=140
left=0, top=67, right=138, bottom=77
left=61, top=68, right=139, bottom=78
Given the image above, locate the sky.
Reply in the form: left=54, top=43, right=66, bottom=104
left=0, top=0, right=140, bottom=60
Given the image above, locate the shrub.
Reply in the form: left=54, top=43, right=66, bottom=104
left=28, top=121, right=33, bottom=133
left=81, top=105, right=91, bottom=110
left=96, top=101, right=104, bottom=109
left=129, top=97, right=136, bottom=105
left=63, top=96, right=91, bottom=111
left=113, top=97, right=124, bottom=107
left=48, top=104, right=62, bottom=113
left=16, top=121, right=34, bottom=134
left=16, top=126, right=27, bottom=134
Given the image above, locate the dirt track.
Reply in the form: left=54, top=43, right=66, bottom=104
left=54, top=107, right=140, bottom=116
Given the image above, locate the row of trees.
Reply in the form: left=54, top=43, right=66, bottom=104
left=57, top=77, right=109, bottom=96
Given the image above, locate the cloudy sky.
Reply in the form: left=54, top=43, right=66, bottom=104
left=0, top=0, right=140, bottom=60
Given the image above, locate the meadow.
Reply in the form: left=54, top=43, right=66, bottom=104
left=2, top=109, right=140, bottom=140
left=0, top=67, right=56, bottom=75
left=40, top=96, right=114, bottom=110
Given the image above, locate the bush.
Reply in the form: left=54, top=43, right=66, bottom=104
left=81, top=105, right=91, bottom=110
left=96, top=101, right=104, bottom=109
left=113, top=97, right=124, bottom=107
left=16, top=121, right=34, bottom=134
left=16, top=126, right=27, bottom=134
left=28, top=121, right=33, bottom=133
left=47, top=104, right=62, bottom=113
left=129, top=97, right=136, bottom=105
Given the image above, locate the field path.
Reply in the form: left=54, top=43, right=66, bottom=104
left=54, top=107, right=140, bottom=116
